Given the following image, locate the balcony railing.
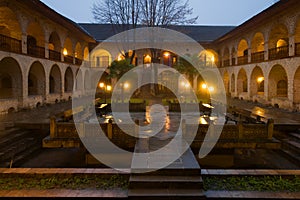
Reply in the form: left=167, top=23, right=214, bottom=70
left=295, top=43, right=300, bottom=56
left=231, top=58, right=236, bottom=66
left=223, top=59, right=230, bottom=67
left=251, top=51, right=265, bottom=63
left=0, top=34, right=22, bottom=54
left=268, top=46, right=289, bottom=60
left=49, top=50, right=61, bottom=61
left=28, top=45, right=45, bottom=58
left=64, top=55, right=74, bottom=64
left=75, top=58, right=82, bottom=65
left=238, top=55, right=248, bottom=65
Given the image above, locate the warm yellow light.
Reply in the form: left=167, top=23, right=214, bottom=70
left=257, top=77, right=264, bottom=83
left=144, top=55, right=152, bottom=63
left=124, top=83, right=129, bottom=89
left=99, top=82, right=105, bottom=88
left=202, top=83, right=207, bottom=89
left=63, top=48, right=68, bottom=56
left=164, top=52, right=170, bottom=57
left=184, top=83, right=190, bottom=89
left=208, top=86, right=214, bottom=92
left=117, top=54, right=125, bottom=61
left=211, top=56, right=215, bottom=63
left=106, top=85, right=112, bottom=91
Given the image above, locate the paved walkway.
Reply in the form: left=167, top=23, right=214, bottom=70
left=228, top=98, right=300, bottom=125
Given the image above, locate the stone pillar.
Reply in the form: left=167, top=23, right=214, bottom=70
left=289, top=34, right=295, bottom=57
left=45, top=42, right=49, bottom=59
left=264, top=42, right=269, bottom=61
left=21, top=33, right=27, bottom=54
left=248, top=48, right=252, bottom=63
left=267, top=118, right=274, bottom=139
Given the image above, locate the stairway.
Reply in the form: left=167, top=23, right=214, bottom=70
left=0, top=125, right=45, bottom=167
left=128, top=139, right=205, bottom=199
left=275, top=130, right=300, bottom=166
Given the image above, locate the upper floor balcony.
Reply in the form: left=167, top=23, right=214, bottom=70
left=0, top=34, right=83, bottom=66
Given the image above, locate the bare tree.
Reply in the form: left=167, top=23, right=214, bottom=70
left=140, top=0, right=198, bottom=26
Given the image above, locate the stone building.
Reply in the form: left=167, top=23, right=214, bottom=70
left=1, top=0, right=300, bottom=113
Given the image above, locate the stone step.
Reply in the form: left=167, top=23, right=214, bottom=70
left=129, top=175, right=203, bottom=189
left=0, top=137, right=38, bottom=162
left=282, top=139, right=300, bottom=155
left=287, top=132, right=300, bottom=143
left=11, top=142, right=41, bottom=167
left=276, top=149, right=300, bottom=167
left=128, top=188, right=206, bottom=200
left=0, top=130, right=33, bottom=152
left=0, top=127, right=20, bottom=139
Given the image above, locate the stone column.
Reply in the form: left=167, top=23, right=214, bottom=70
left=264, top=42, right=269, bottom=61
left=21, top=33, right=27, bottom=54
left=45, top=42, right=49, bottom=59
left=289, top=34, right=295, bottom=57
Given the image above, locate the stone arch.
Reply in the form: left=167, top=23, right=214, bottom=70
left=293, top=66, right=300, bottom=104
left=251, top=32, right=265, bottom=53
left=63, top=37, right=73, bottom=56
left=268, top=64, right=288, bottom=99
left=237, top=68, right=248, bottom=95
left=28, top=61, right=46, bottom=96
left=48, top=32, right=61, bottom=52
left=0, top=57, right=22, bottom=99
left=64, top=67, right=74, bottom=92
left=223, top=47, right=230, bottom=66
left=83, top=47, right=89, bottom=61
left=223, top=70, right=230, bottom=94
left=91, top=49, right=112, bottom=68
left=231, top=73, right=235, bottom=93
left=268, top=23, right=289, bottom=49
left=237, top=39, right=249, bottom=57
left=26, top=21, right=45, bottom=48
left=295, top=18, right=300, bottom=43
left=49, top=65, right=62, bottom=94
left=0, top=6, right=22, bottom=40
left=231, top=47, right=236, bottom=65
left=75, top=42, right=82, bottom=59
left=250, top=66, right=264, bottom=97
left=199, top=49, right=218, bottom=67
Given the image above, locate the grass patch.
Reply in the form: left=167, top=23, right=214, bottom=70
left=0, top=174, right=129, bottom=190
left=203, top=175, right=300, bottom=192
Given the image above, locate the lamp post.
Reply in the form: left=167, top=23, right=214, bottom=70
left=99, top=82, right=112, bottom=115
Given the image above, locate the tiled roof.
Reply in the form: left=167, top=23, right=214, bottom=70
left=79, top=23, right=235, bottom=43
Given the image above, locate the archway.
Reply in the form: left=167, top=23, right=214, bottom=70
left=83, top=47, right=89, bottom=61
left=223, top=47, right=230, bottom=66
left=237, top=39, right=248, bottom=65
left=0, top=57, right=22, bottom=99
left=237, top=68, right=248, bottom=95
left=64, top=67, right=74, bottom=92
left=294, top=66, right=300, bottom=104
left=91, top=49, right=112, bottom=68
left=27, top=22, right=45, bottom=57
left=49, top=32, right=61, bottom=61
left=199, top=49, right=218, bottom=67
left=268, top=65, right=288, bottom=99
left=250, top=66, right=264, bottom=97
left=223, top=71, right=230, bottom=94
left=49, top=65, right=62, bottom=94
left=269, top=24, right=289, bottom=59
left=28, top=61, right=46, bottom=96
left=251, top=32, right=265, bottom=62
left=295, top=18, right=300, bottom=55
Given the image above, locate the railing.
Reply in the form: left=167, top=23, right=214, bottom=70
left=75, top=58, right=82, bottom=65
left=64, top=55, right=74, bottom=64
left=295, top=43, right=300, bottom=56
left=268, top=46, right=289, bottom=60
left=223, top=59, right=230, bottom=67
left=0, top=34, right=22, bottom=54
left=49, top=50, right=61, bottom=61
left=237, top=55, right=248, bottom=65
left=251, top=51, right=265, bottom=63
left=27, top=45, right=45, bottom=58
left=231, top=58, right=236, bottom=66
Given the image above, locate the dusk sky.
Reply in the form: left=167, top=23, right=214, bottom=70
left=40, top=0, right=279, bottom=26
